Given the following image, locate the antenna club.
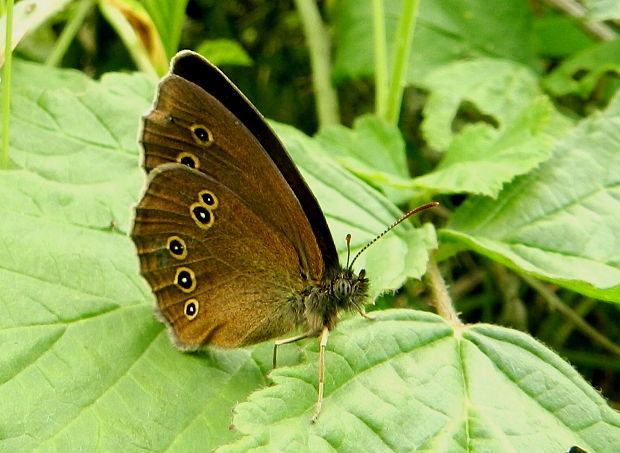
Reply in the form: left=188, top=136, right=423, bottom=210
left=345, top=233, right=353, bottom=268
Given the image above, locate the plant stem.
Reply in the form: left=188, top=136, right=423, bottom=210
left=554, top=297, right=597, bottom=348
left=1, top=0, right=14, bottom=169
left=373, top=0, right=388, bottom=118
left=544, top=0, right=616, bottom=41
left=99, top=2, right=157, bottom=76
left=293, top=0, right=339, bottom=128
left=521, top=273, right=620, bottom=357
left=385, top=0, right=420, bottom=125
left=425, top=254, right=461, bottom=325
left=46, top=0, right=95, bottom=67
left=560, top=350, right=620, bottom=372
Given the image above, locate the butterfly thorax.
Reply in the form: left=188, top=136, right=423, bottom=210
left=302, top=267, right=369, bottom=333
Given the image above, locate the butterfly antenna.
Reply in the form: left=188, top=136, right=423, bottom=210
left=348, top=202, right=439, bottom=270
left=345, top=234, right=352, bottom=268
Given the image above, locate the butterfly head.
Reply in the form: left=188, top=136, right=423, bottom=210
left=303, top=266, right=368, bottom=332
left=305, top=202, right=440, bottom=332
left=330, top=267, right=368, bottom=306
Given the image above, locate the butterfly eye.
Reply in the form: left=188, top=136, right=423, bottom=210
left=184, top=299, right=199, bottom=320
left=177, top=151, right=199, bottom=169
left=191, top=124, right=213, bottom=146
left=166, top=236, right=187, bottom=260
left=190, top=203, right=214, bottom=229
left=198, top=190, right=218, bottom=209
left=333, top=278, right=352, bottom=299
left=175, top=267, right=196, bottom=292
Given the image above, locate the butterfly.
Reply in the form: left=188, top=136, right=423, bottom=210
left=131, top=50, right=437, bottom=421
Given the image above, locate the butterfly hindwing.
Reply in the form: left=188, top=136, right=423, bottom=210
left=132, top=163, right=307, bottom=349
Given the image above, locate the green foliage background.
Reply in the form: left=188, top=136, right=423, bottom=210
left=2, top=0, right=620, bottom=451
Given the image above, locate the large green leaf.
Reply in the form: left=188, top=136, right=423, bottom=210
left=441, top=91, right=620, bottom=302
left=196, top=39, right=253, bottom=67
left=419, top=58, right=544, bottom=151
left=544, top=39, right=620, bottom=98
left=0, top=0, right=73, bottom=61
left=142, top=0, right=188, bottom=58
left=331, top=0, right=537, bottom=84
left=7, top=73, right=148, bottom=230
left=532, top=15, right=594, bottom=58
left=411, top=59, right=560, bottom=197
left=12, top=58, right=90, bottom=92
left=0, top=60, right=437, bottom=451
left=314, top=115, right=414, bottom=204
left=220, top=310, right=620, bottom=452
left=584, top=0, right=620, bottom=21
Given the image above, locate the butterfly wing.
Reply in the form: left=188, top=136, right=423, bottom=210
left=132, top=163, right=307, bottom=349
left=133, top=51, right=345, bottom=348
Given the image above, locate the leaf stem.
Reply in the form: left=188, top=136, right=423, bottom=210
left=293, top=0, right=340, bottom=127
left=520, top=273, right=620, bottom=357
left=373, top=0, right=388, bottom=118
left=385, top=0, right=419, bottom=124
left=560, top=350, right=620, bottom=372
left=46, top=0, right=95, bottom=67
left=544, top=0, right=616, bottom=41
left=99, top=2, right=156, bottom=76
left=1, top=0, right=14, bottom=170
left=553, top=297, right=597, bottom=347
left=425, top=254, right=461, bottom=325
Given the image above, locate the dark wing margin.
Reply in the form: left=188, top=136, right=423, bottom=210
left=170, top=50, right=339, bottom=269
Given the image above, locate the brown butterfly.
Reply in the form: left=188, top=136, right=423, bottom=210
left=131, top=50, right=437, bottom=421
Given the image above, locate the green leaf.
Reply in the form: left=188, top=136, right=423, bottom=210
left=419, top=58, right=543, bottom=151
left=0, top=60, right=438, bottom=451
left=196, top=39, right=252, bottom=67
left=7, top=71, right=150, bottom=230
left=414, top=96, right=555, bottom=197
left=0, top=0, right=73, bottom=59
left=441, top=91, right=620, bottom=302
left=12, top=58, right=90, bottom=92
left=532, top=16, right=594, bottom=58
left=412, top=58, right=562, bottom=197
left=584, top=0, right=620, bottom=21
left=331, top=0, right=537, bottom=84
left=219, top=310, right=620, bottom=452
left=315, top=114, right=414, bottom=204
left=544, top=39, right=620, bottom=98
left=273, top=122, right=437, bottom=301
left=142, top=0, right=188, bottom=58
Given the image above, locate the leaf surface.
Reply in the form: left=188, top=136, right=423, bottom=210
left=441, top=91, right=620, bottom=302
left=331, top=0, right=537, bottom=83
left=220, top=310, right=620, bottom=453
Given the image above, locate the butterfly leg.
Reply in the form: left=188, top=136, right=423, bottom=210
left=272, top=330, right=318, bottom=370
left=311, top=326, right=330, bottom=424
left=357, top=307, right=375, bottom=321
